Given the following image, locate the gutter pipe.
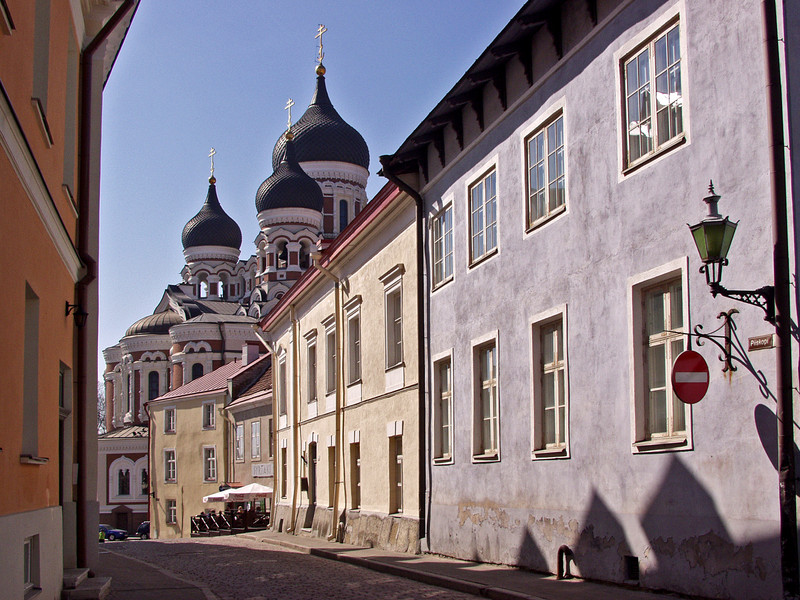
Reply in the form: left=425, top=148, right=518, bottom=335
left=761, top=1, right=798, bottom=597
left=378, top=157, right=429, bottom=550
left=76, top=0, right=135, bottom=570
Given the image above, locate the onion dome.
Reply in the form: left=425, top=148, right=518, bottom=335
left=271, top=65, right=369, bottom=170
left=256, top=133, right=324, bottom=213
left=181, top=178, right=242, bottom=250
left=125, top=310, right=183, bottom=337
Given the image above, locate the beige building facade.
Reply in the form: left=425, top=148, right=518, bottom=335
left=262, top=183, right=421, bottom=552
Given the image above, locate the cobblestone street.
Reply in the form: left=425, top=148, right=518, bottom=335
left=100, top=537, right=478, bottom=600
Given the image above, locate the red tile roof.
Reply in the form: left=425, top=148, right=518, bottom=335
left=154, top=360, right=243, bottom=401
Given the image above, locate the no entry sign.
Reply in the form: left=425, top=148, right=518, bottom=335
left=671, top=350, right=710, bottom=404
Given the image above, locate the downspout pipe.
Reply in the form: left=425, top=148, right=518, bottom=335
left=289, top=305, right=301, bottom=533
left=761, top=1, right=798, bottom=597
left=76, top=0, right=135, bottom=570
left=379, top=156, right=428, bottom=550
left=310, top=259, right=345, bottom=541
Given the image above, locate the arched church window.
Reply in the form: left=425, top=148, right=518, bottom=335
left=199, top=280, right=209, bottom=298
left=118, top=469, right=130, bottom=496
left=192, top=363, right=204, bottom=380
left=277, top=241, right=288, bottom=270
left=148, top=371, right=159, bottom=401
left=339, top=199, right=348, bottom=232
left=299, top=243, right=310, bottom=269
left=141, top=468, right=149, bottom=495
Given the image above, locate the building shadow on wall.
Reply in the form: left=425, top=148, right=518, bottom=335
left=754, top=403, right=800, bottom=495
left=640, top=455, right=778, bottom=596
left=571, top=489, right=633, bottom=582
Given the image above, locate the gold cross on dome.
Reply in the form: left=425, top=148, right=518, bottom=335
left=316, top=24, right=327, bottom=64
left=208, top=147, right=216, bottom=177
left=285, top=98, right=295, bottom=130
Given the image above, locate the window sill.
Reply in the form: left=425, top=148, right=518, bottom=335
left=24, top=586, right=42, bottom=600
left=431, top=276, right=453, bottom=293
left=623, top=135, right=686, bottom=175
left=347, top=379, right=362, bottom=387
left=164, top=480, right=176, bottom=484
left=469, top=248, right=498, bottom=270
left=385, top=362, right=405, bottom=373
left=20, top=455, right=49, bottom=465
left=532, top=446, right=568, bottom=459
left=526, top=204, right=566, bottom=233
left=632, top=436, right=688, bottom=453
left=164, top=431, right=176, bottom=435
left=202, top=426, right=216, bottom=431
left=433, top=456, right=453, bottom=465
left=473, top=452, right=499, bottom=462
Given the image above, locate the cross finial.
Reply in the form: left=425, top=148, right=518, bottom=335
left=208, top=147, right=216, bottom=178
left=316, top=24, right=327, bottom=64
left=285, top=98, right=295, bottom=131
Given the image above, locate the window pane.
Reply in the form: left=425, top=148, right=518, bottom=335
left=648, top=344, right=666, bottom=389
left=638, top=51, right=650, bottom=87
left=544, top=406, right=555, bottom=445
left=655, top=35, right=667, bottom=73
left=649, top=389, right=667, bottom=434
left=667, top=26, right=680, bottom=64
left=626, top=59, right=638, bottom=90
left=648, top=291, right=665, bottom=335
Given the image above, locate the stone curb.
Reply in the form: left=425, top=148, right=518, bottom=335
left=249, top=535, right=547, bottom=600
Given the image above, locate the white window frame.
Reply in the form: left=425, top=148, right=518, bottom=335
left=432, top=350, right=454, bottom=464
left=345, top=297, right=362, bottom=385
left=235, top=423, right=245, bottom=462
left=251, top=421, right=261, bottom=460
left=524, top=108, right=567, bottom=230
left=164, top=407, right=176, bottom=434
left=166, top=499, right=177, bottom=524
left=164, top=449, right=176, bottom=483
left=389, top=434, right=403, bottom=514
left=381, top=266, right=405, bottom=371
left=278, top=350, right=288, bottom=416
left=323, top=315, right=336, bottom=396
left=431, top=202, right=453, bottom=289
left=305, top=330, right=318, bottom=404
left=201, top=401, right=215, bottom=430
left=616, top=7, right=688, bottom=173
left=203, top=446, right=217, bottom=482
left=530, top=306, right=570, bottom=459
left=628, top=257, right=693, bottom=452
left=23, top=535, right=39, bottom=594
left=471, top=331, right=500, bottom=462
left=468, top=166, right=498, bottom=265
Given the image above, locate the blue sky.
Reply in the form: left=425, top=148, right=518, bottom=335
left=98, top=1, right=523, bottom=370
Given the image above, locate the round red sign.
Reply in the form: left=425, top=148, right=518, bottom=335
left=671, top=350, right=710, bottom=404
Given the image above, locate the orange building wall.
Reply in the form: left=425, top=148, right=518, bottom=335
left=0, top=0, right=82, bottom=517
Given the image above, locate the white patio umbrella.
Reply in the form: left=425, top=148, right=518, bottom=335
left=225, top=483, right=273, bottom=501
left=202, top=488, right=232, bottom=503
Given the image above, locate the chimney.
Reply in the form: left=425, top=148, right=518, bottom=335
left=242, top=342, right=260, bottom=365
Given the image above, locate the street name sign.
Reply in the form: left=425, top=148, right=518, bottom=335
left=671, top=350, right=710, bottom=404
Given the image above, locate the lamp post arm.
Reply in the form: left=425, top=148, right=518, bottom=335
left=709, top=283, right=775, bottom=324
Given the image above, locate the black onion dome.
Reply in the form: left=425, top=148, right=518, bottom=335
left=125, top=310, right=183, bottom=337
left=256, top=136, right=324, bottom=213
left=181, top=180, right=242, bottom=250
left=272, top=67, right=369, bottom=170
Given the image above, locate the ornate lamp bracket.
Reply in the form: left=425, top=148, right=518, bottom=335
left=679, top=308, right=772, bottom=400
left=707, top=279, right=775, bottom=324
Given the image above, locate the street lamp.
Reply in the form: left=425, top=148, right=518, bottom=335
left=688, top=181, right=774, bottom=323
left=688, top=181, right=797, bottom=598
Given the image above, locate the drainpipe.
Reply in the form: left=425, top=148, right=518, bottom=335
left=310, top=258, right=345, bottom=541
left=289, top=305, right=302, bottom=533
left=378, top=157, right=428, bottom=549
left=762, top=1, right=798, bottom=597
left=76, top=0, right=135, bottom=570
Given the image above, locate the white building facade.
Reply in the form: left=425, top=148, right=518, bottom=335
left=382, top=0, right=798, bottom=598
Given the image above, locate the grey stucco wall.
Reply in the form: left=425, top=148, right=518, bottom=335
left=422, top=1, right=787, bottom=598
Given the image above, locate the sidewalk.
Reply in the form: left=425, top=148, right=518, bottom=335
left=239, top=529, right=690, bottom=600
left=98, top=545, right=211, bottom=599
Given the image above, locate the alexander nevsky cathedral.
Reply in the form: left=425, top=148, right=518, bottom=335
left=99, top=29, right=370, bottom=527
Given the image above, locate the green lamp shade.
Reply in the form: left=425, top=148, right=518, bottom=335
left=689, top=217, right=737, bottom=263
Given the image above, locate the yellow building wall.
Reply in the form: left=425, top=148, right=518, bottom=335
left=149, top=396, right=226, bottom=539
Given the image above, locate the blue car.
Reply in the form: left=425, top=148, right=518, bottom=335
left=99, top=524, right=127, bottom=541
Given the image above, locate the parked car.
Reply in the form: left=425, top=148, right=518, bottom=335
left=99, top=524, right=127, bottom=541
left=136, top=521, right=150, bottom=539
